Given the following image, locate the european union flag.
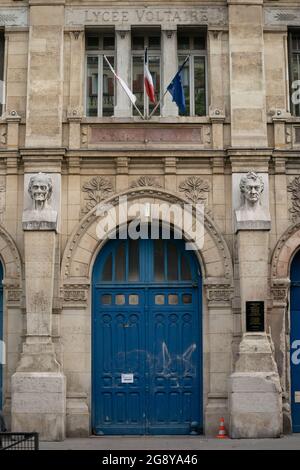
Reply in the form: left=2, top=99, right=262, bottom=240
left=167, top=72, right=186, bottom=114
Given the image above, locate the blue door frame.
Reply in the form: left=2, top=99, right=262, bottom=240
left=0, top=262, right=3, bottom=410
left=290, top=250, right=300, bottom=432
left=92, top=237, right=203, bottom=435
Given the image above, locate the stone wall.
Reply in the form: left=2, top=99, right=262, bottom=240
left=0, top=0, right=299, bottom=438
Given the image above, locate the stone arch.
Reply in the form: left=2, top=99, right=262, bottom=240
left=271, top=221, right=300, bottom=283
left=61, top=187, right=233, bottom=291
left=61, top=187, right=234, bottom=435
left=269, top=222, right=300, bottom=433
left=0, top=225, right=22, bottom=293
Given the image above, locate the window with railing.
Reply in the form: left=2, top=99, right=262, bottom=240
left=290, top=30, right=300, bottom=117
left=131, top=30, right=161, bottom=117
left=86, top=31, right=115, bottom=117
left=177, top=29, right=207, bottom=117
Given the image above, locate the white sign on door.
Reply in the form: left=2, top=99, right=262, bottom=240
left=121, top=373, right=134, bottom=384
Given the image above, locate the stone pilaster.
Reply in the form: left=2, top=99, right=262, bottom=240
left=25, top=3, right=65, bottom=147
left=229, top=163, right=282, bottom=437
left=164, top=157, right=177, bottom=192
left=228, top=0, right=267, bottom=147
left=115, top=28, right=131, bottom=118
left=116, top=156, right=129, bottom=192
left=12, top=169, right=65, bottom=441
left=161, top=28, right=178, bottom=117
left=208, top=30, right=226, bottom=115
left=6, top=111, right=21, bottom=150
left=67, top=29, right=84, bottom=149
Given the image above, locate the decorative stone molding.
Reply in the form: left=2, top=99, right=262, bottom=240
left=178, top=176, right=209, bottom=205
left=286, top=126, right=292, bottom=145
left=271, top=281, right=290, bottom=305
left=72, top=31, right=82, bottom=40
left=205, top=284, right=234, bottom=303
left=67, top=106, right=83, bottom=121
left=212, top=30, right=222, bottom=40
left=0, top=178, right=5, bottom=224
left=130, top=176, right=162, bottom=188
left=287, top=176, right=300, bottom=222
left=0, top=126, right=7, bottom=145
left=61, top=284, right=89, bottom=305
left=0, top=8, right=27, bottom=27
left=81, top=126, right=88, bottom=145
left=264, top=8, right=300, bottom=26
left=165, top=30, right=175, bottom=39
left=116, top=29, right=130, bottom=39
left=82, top=176, right=114, bottom=214
left=209, top=107, right=225, bottom=119
left=203, top=126, right=211, bottom=145
left=62, top=187, right=233, bottom=283
left=116, top=157, right=129, bottom=175
left=6, top=286, right=22, bottom=303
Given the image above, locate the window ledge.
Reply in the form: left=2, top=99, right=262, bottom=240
left=81, top=116, right=211, bottom=125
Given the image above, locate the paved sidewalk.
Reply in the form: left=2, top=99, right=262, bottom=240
left=40, top=435, right=300, bottom=450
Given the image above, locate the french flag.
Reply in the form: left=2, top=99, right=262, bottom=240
left=144, top=48, right=156, bottom=104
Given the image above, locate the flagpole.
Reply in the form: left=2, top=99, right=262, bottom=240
left=103, top=55, right=145, bottom=120
left=147, top=55, right=190, bottom=120
left=144, top=48, right=147, bottom=120
left=148, top=89, right=168, bottom=120
left=133, top=99, right=146, bottom=120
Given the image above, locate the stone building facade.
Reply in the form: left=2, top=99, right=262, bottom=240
left=0, top=0, right=299, bottom=440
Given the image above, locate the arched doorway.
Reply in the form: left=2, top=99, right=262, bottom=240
left=290, top=250, right=300, bottom=432
left=92, top=233, right=203, bottom=435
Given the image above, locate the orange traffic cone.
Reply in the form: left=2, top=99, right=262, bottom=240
left=216, top=417, right=229, bottom=439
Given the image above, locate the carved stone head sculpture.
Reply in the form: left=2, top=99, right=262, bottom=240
left=28, top=173, right=53, bottom=210
left=239, top=172, right=264, bottom=207
left=23, top=172, right=58, bottom=231
left=234, top=171, right=270, bottom=232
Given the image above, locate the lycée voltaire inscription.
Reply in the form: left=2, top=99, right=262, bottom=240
left=65, top=7, right=227, bottom=26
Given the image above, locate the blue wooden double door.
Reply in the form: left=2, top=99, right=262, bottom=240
left=92, top=237, right=203, bottom=435
left=290, top=250, right=300, bottom=432
left=0, top=262, right=3, bottom=410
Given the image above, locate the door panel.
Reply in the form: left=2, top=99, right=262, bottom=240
left=148, top=287, right=202, bottom=434
left=290, top=251, right=300, bottom=432
left=93, top=289, right=146, bottom=434
left=0, top=263, right=3, bottom=410
left=291, top=287, right=300, bottom=432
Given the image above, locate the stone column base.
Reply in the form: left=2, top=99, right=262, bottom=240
left=204, top=397, right=229, bottom=436
left=229, top=372, right=282, bottom=438
left=66, top=396, right=89, bottom=437
left=11, top=372, right=66, bottom=441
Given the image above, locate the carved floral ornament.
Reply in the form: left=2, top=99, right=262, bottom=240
left=287, top=176, right=300, bottom=222
left=178, top=176, right=209, bottom=205
left=82, top=176, right=114, bottom=213
left=130, top=176, right=162, bottom=188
